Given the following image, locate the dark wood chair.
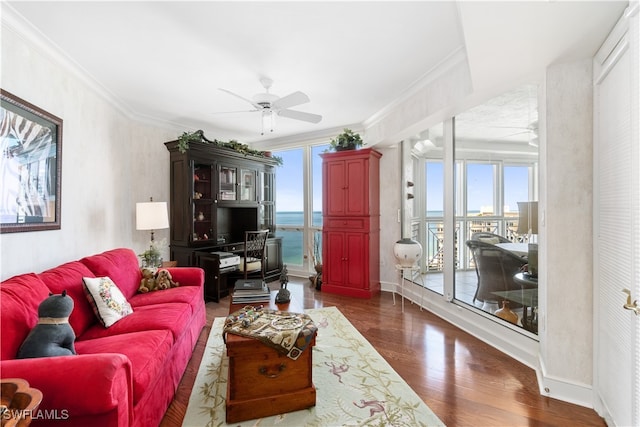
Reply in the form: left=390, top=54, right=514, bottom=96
left=466, top=239, right=528, bottom=308
left=235, top=230, right=269, bottom=280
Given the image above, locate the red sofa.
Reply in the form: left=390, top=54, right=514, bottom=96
left=0, top=248, right=206, bottom=427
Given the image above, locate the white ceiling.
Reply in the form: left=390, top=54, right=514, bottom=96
left=4, top=1, right=628, bottom=146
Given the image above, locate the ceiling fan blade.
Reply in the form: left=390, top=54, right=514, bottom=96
left=212, top=109, right=260, bottom=115
left=219, top=88, right=261, bottom=109
left=278, top=109, right=322, bottom=124
left=272, top=91, right=310, bottom=110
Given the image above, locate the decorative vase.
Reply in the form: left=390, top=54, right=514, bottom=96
left=495, top=300, right=518, bottom=324
left=393, top=238, right=423, bottom=268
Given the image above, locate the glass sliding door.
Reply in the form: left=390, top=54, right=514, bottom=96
left=412, top=84, right=539, bottom=335
left=453, top=83, right=539, bottom=334
left=412, top=122, right=446, bottom=295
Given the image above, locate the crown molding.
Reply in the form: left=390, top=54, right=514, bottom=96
left=1, top=4, right=139, bottom=119
left=363, top=46, right=468, bottom=129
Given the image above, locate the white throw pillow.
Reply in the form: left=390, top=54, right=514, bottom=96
left=82, top=276, right=133, bottom=327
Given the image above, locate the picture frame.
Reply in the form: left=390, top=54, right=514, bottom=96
left=1, top=89, right=63, bottom=233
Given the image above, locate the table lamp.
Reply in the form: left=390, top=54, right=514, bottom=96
left=517, top=201, right=539, bottom=276
left=516, top=201, right=538, bottom=241
left=136, top=197, right=169, bottom=242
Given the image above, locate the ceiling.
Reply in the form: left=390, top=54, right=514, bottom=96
left=4, top=1, right=628, bottom=146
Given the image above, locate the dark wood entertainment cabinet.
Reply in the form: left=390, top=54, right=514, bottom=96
left=164, top=139, right=283, bottom=301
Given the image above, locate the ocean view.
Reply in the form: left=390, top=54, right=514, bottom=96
left=275, top=210, right=519, bottom=268
left=275, top=211, right=321, bottom=266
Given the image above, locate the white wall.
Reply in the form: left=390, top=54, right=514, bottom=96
left=0, top=20, right=175, bottom=280
left=539, top=59, right=595, bottom=404
left=377, top=146, right=401, bottom=289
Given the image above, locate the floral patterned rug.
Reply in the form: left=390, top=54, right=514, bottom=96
left=182, top=305, right=445, bottom=427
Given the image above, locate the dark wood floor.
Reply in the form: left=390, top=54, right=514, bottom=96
left=160, top=279, right=605, bottom=427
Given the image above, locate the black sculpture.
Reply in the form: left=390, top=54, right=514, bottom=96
left=275, top=265, right=291, bottom=304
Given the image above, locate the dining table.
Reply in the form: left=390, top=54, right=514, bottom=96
left=495, top=242, right=529, bottom=257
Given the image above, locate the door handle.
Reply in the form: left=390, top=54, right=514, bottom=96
left=622, top=289, right=640, bottom=315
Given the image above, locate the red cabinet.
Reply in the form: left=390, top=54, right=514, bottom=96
left=321, top=148, right=381, bottom=298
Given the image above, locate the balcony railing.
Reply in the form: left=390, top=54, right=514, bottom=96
left=415, top=214, right=525, bottom=273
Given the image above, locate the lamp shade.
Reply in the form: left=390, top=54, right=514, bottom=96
left=136, top=201, right=169, bottom=231
left=516, top=201, right=538, bottom=235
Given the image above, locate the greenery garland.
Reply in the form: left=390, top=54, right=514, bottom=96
left=177, top=130, right=283, bottom=165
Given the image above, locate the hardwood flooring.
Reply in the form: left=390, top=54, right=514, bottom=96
left=160, top=279, right=605, bottom=426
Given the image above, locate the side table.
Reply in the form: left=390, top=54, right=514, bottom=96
left=393, top=265, right=424, bottom=312
left=513, top=272, right=538, bottom=333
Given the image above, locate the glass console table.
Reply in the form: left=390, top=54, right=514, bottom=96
left=492, top=272, right=538, bottom=333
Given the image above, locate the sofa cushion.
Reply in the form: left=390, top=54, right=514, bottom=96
left=83, top=277, right=134, bottom=327
left=129, top=285, right=202, bottom=312
left=39, top=261, right=97, bottom=337
left=0, top=273, right=51, bottom=360
left=80, top=248, right=142, bottom=299
left=78, top=302, right=192, bottom=342
left=74, top=330, right=173, bottom=404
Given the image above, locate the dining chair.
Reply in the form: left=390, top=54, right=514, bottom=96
left=470, top=232, right=511, bottom=244
left=236, top=230, right=269, bottom=280
left=466, top=239, right=528, bottom=308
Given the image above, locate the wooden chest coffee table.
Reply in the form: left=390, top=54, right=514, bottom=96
left=225, top=290, right=316, bottom=423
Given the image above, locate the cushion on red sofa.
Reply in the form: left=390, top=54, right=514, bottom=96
left=159, top=267, right=204, bottom=288
left=78, top=302, right=192, bottom=342
left=80, top=248, right=142, bottom=299
left=39, top=261, right=98, bottom=337
left=75, top=330, right=173, bottom=404
left=129, top=284, right=202, bottom=311
left=0, top=273, right=52, bottom=360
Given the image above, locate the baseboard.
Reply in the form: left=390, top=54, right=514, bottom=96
left=537, top=355, right=595, bottom=409
left=361, top=281, right=598, bottom=410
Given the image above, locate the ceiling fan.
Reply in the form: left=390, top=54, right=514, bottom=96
left=491, top=120, right=539, bottom=147
left=218, top=78, right=322, bottom=135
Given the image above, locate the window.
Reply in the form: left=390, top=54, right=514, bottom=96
left=274, top=148, right=304, bottom=267
left=273, top=144, right=329, bottom=274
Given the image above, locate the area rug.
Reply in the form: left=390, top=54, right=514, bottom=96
left=182, top=305, right=445, bottom=426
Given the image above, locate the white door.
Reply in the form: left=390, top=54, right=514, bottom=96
left=593, top=4, right=640, bottom=425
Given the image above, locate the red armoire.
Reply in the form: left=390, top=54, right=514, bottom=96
left=320, top=148, right=382, bottom=298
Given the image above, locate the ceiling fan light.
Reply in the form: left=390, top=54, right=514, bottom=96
left=253, top=93, right=278, bottom=104
left=261, top=111, right=274, bottom=135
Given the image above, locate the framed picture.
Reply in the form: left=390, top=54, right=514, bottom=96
left=1, top=89, right=63, bottom=233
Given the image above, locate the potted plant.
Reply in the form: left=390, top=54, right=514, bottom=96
left=138, top=239, right=167, bottom=268
left=308, top=235, right=322, bottom=290
left=329, top=128, right=363, bottom=151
